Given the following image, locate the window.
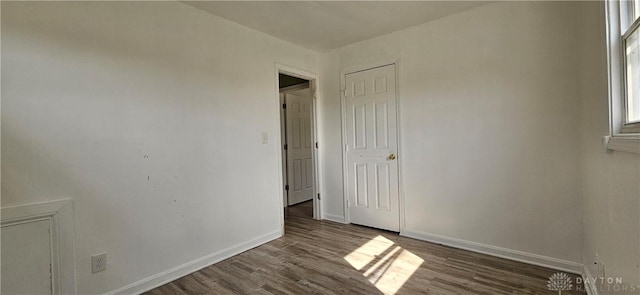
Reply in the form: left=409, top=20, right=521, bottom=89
left=623, top=0, right=640, bottom=126
left=628, top=27, right=639, bottom=123
left=605, top=0, right=640, bottom=153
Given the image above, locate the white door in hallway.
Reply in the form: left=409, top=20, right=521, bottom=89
left=286, top=92, right=314, bottom=205
left=345, top=64, right=399, bottom=231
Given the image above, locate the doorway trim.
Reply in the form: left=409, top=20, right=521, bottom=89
left=274, top=64, right=323, bottom=229
left=339, top=59, right=406, bottom=233
left=1, top=199, right=77, bottom=295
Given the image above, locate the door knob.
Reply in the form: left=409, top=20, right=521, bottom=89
left=388, top=153, right=396, bottom=160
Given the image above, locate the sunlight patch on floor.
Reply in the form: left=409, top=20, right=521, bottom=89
left=344, top=235, right=424, bottom=294
left=344, top=235, right=394, bottom=270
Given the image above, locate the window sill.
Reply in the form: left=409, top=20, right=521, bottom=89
left=603, top=135, right=640, bottom=154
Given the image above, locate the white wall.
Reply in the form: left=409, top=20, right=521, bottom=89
left=579, top=2, right=640, bottom=287
left=319, top=1, right=584, bottom=266
left=1, top=2, right=317, bottom=293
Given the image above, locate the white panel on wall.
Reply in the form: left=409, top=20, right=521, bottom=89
left=1, top=219, right=53, bottom=295
left=0, top=199, right=76, bottom=295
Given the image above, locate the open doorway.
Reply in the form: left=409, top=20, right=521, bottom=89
left=276, top=67, right=321, bottom=225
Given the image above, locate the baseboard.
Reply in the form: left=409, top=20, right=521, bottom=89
left=323, top=213, right=347, bottom=224
left=106, top=229, right=282, bottom=295
left=582, top=265, right=599, bottom=295
left=401, top=229, right=583, bottom=274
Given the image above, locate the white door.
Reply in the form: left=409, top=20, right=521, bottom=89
left=286, top=92, right=314, bottom=205
left=345, top=64, right=399, bottom=231
left=280, top=93, right=288, bottom=207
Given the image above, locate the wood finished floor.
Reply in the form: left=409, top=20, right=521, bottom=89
left=146, top=201, right=585, bottom=294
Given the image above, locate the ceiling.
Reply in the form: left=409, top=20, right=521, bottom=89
left=184, top=1, right=489, bottom=52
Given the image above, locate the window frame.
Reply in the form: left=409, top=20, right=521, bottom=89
left=621, top=1, right=640, bottom=131
left=604, top=0, right=640, bottom=153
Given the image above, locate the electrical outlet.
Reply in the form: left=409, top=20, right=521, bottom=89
left=92, top=253, right=107, bottom=273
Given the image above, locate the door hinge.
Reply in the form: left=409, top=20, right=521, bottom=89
left=317, top=193, right=321, bottom=200
left=315, top=142, right=318, bottom=149
left=282, top=103, right=287, bottom=109
left=285, top=185, right=289, bottom=191
left=284, top=144, right=288, bottom=150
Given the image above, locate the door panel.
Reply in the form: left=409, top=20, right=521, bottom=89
left=375, top=163, right=391, bottom=210
left=305, top=158, right=313, bottom=189
left=303, top=118, right=312, bottom=148
left=355, top=163, right=369, bottom=207
left=353, top=104, right=367, bottom=149
left=286, top=91, right=314, bottom=205
left=1, top=219, right=53, bottom=295
left=293, top=159, right=302, bottom=190
left=374, top=102, right=389, bottom=149
left=345, top=64, right=399, bottom=231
